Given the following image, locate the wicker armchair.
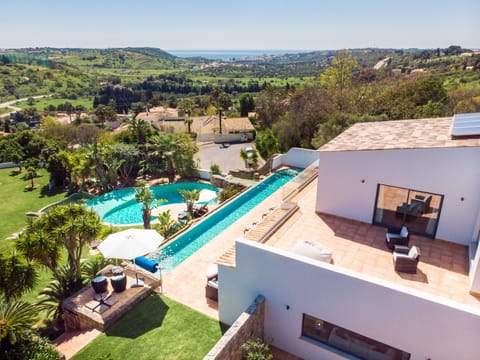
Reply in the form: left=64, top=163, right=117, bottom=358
left=385, top=226, right=409, bottom=250
left=393, top=245, right=420, bottom=274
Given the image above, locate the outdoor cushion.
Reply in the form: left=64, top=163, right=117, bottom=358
left=400, top=226, right=408, bottom=237
left=134, top=256, right=159, bottom=273
left=408, top=246, right=419, bottom=259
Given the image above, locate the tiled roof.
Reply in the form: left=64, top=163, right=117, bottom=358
left=223, top=117, right=255, bottom=131
left=319, top=117, right=480, bottom=152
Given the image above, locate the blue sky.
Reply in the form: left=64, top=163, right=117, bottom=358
left=1, top=0, right=478, bottom=50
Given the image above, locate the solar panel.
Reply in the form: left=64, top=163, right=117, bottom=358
left=451, top=112, right=480, bottom=138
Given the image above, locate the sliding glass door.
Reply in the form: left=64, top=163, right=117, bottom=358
left=373, top=184, right=443, bottom=238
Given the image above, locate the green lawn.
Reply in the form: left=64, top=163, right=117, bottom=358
left=0, top=167, right=67, bottom=251
left=72, top=294, right=226, bottom=360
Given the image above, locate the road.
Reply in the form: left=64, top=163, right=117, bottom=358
left=0, top=94, right=51, bottom=118
left=196, top=142, right=264, bottom=173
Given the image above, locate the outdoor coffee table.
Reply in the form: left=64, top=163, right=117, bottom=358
left=85, top=293, right=117, bottom=314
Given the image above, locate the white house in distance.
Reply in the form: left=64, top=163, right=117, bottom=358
left=218, top=113, right=480, bottom=359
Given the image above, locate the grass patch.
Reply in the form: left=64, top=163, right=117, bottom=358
left=0, top=167, right=67, bottom=251
left=72, top=294, right=226, bottom=360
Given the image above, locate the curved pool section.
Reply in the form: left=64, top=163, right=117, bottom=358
left=150, top=169, right=300, bottom=273
left=87, top=182, right=219, bottom=225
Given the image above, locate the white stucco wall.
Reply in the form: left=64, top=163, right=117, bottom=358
left=315, top=147, right=480, bottom=245
left=272, top=147, right=319, bottom=170
left=219, top=239, right=480, bottom=360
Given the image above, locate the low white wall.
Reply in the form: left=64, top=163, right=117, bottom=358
left=198, top=168, right=211, bottom=180
left=214, top=133, right=253, bottom=143
left=316, top=147, right=480, bottom=245
left=272, top=148, right=319, bottom=170
left=0, top=162, right=17, bottom=169
left=219, top=239, right=480, bottom=360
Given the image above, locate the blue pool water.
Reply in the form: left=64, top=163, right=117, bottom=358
left=150, top=169, right=300, bottom=273
left=86, top=182, right=219, bottom=225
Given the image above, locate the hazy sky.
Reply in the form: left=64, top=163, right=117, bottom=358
left=1, top=0, right=478, bottom=50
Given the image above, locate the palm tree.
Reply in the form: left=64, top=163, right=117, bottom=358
left=155, top=210, right=177, bottom=238
left=0, top=251, right=38, bottom=302
left=178, top=189, right=200, bottom=217
left=211, top=86, right=232, bottom=134
left=135, top=185, right=156, bottom=229
left=240, top=148, right=249, bottom=168
left=153, top=134, right=179, bottom=183
left=0, top=300, right=39, bottom=350
left=184, top=116, right=193, bottom=134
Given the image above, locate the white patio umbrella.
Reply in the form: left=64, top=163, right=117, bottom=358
left=197, top=189, right=217, bottom=204
left=98, top=229, right=164, bottom=287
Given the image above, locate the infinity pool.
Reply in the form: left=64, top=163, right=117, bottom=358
left=87, top=182, right=219, bottom=225
left=150, top=169, right=300, bottom=273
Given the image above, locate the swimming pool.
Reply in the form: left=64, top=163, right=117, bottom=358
left=150, top=169, right=300, bottom=273
left=86, top=182, right=219, bottom=225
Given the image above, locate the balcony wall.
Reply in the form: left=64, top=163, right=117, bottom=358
left=219, top=239, right=480, bottom=360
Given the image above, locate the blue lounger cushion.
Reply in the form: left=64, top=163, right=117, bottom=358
left=134, top=256, right=159, bottom=273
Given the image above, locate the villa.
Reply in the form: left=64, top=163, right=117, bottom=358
left=215, top=113, right=480, bottom=359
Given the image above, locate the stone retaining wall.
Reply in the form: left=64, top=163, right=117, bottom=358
left=204, top=295, right=265, bottom=360
left=210, top=174, right=247, bottom=190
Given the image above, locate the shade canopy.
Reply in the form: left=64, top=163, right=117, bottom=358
left=98, top=229, right=164, bottom=260
left=197, top=189, right=217, bottom=204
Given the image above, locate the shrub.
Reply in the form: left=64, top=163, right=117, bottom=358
left=242, top=338, right=273, bottom=360
left=218, top=185, right=242, bottom=203
left=210, top=163, right=221, bottom=175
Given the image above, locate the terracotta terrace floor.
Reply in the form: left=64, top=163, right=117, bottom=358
left=266, top=180, right=480, bottom=309
left=163, top=176, right=480, bottom=319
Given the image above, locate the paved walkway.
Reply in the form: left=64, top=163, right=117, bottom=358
left=53, top=329, right=101, bottom=359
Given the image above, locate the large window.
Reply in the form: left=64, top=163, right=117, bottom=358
left=302, top=314, right=410, bottom=360
left=373, top=184, right=443, bottom=238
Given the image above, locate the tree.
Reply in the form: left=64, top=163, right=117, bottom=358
left=94, top=104, right=116, bottom=127
left=255, top=129, right=281, bottom=159
left=178, top=189, right=200, bottom=217
left=155, top=210, right=177, bottom=238
left=240, top=148, right=249, bottom=168
left=320, top=49, right=358, bottom=111
left=177, top=98, right=195, bottom=116
left=254, top=85, right=288, bottom=129
left=0, top=252, right=38, bottom=303
left=23, top=158, right=40, bottom=190
left=239, top=93, right=255, bottom=117
left=110, top=143, right=140, bottom=186
left=184, top=116, right=193, bottom=134
left=130, top=102, right=145, bottom=120
left=211, top=86, right=232, bottom=134
left=135, top=185, right=156, bottom=229
left=64, top=102, right=74, bottom=123
left=0, top=300, right=39, bottom=351
left=16, top=205, right=101, bottom=287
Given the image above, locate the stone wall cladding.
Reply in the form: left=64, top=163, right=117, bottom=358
left=204, top=295, right=265, bottom=360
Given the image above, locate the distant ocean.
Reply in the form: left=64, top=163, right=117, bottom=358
left=168, top=49, right=309, bottom=61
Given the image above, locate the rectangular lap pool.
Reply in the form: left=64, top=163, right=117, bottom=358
left=150, top=169, right=299, bottom=273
